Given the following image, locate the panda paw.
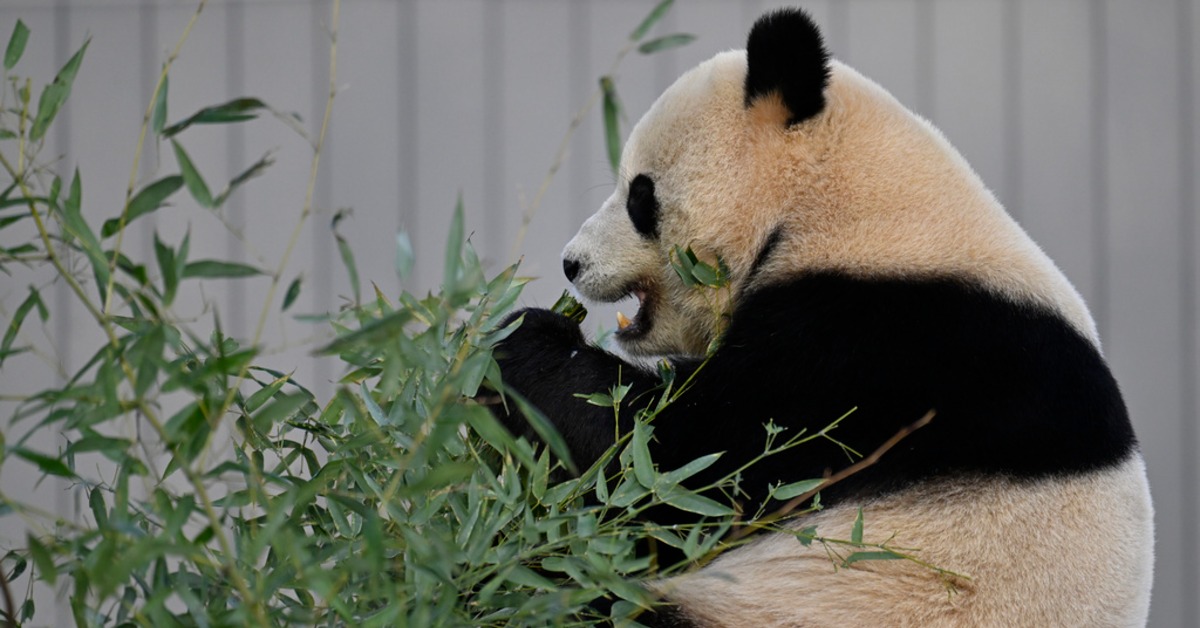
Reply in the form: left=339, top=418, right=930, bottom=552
left=497, top=307, right=587, bottom=352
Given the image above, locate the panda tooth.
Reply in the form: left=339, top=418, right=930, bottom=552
left=617, top=311, right=632, bottom=330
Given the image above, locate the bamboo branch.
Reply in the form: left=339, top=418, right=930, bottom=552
left=727, top=408, right=936, bottom=545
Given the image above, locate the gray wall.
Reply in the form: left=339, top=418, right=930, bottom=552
left=0, top=0, right=1196, bottom=625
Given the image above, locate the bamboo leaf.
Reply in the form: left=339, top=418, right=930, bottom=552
left=443, top=195, right=464, bottom=294
left=658, top=487, right=733, bottom=517
left=13, top=447, right=74, bottom=478
left=153, top=233, right=178, bottom=305
left=638, top=33, right=695, bottom=54
left=600, top=76, right=622, bottom=175
left=658, top=452, right=721, bottom=487
left=773, top=478, right=824, bottom=501
left=162, top=97, right=267, bottom=137
left=842, top=550, right=903, bottom=568
left=851, top=507, right=864, bottom=544
left=282, top=275, right=302, bottom=311
left=181, top=259, right=263, bottom=279
left=151, top=72, right=169, bottom=134
left=1, top=286, right=47, bottom=367
left=31, top=38, right=89, bottom=141
left=4, top=20, right=30, bottom=70
left=26, top=534, right=56, bottom=585
left=336, top=235, right=359, bottom=304
left=630, top=0, right=673, bottom=41
left=101, top=175, right=184, bottom=238
left=395, top=231, right=414, bottom=280
left=58, top=170, right=111, bottom=291
left=212, top=151, right=274, bottom=207
left=171, top=140, right=213, bottom=208
left=631, top=421, right=656, bottom=488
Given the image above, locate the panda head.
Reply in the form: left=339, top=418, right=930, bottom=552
left=562, top=8, right=1095, bottom=357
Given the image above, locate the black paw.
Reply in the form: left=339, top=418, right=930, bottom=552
left=497, top=307, right=586, bottom=351
left=489, top=308, right=587, bottom=432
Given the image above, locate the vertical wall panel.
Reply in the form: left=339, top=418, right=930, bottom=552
left=672, top=2, right=745, bottom=74
left=328, top=0, right=402, bottom=301
left=0, top=10, right=78, bottom=626
left=844, top=0, right=921, bottom=106
left=500, top=0, right=572, bottom=307
left=412, top=0, right=487, bottom=294
left=1102, top=3, right=1185, bottom=627
left=1014, top=1, right=1097, bottom=304
left=929, top=0, right=1006, bottom=206
left=239, top=2, right=323, bottom=395
left=1183, top=0, right=1199, bottom=624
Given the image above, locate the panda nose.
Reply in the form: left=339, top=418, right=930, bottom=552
left=563, top=258, right=581, bottom=282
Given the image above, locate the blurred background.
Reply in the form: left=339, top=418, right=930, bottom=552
left=0, top=0, right=1195, bottom=625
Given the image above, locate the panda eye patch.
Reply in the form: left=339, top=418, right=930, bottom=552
left=626, top=174, right=660, bottom=238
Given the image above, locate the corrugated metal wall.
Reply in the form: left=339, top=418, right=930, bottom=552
left=1, top=0, right=1196, bottom=625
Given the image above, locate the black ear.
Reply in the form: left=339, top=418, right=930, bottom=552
left=744, top=8, right=831, bottom=126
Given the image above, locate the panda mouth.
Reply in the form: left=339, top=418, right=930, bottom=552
left=614, top=286, right=655, bottom=340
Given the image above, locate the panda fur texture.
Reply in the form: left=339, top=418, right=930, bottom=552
left=492, top=8, right=1154, bottom=627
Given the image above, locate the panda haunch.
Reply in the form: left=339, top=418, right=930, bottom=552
left=492, top=8, right=1153, bottom=627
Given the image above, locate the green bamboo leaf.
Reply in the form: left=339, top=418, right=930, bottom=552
left=26, top=534, right=56, bottom=585
left=212, top=150, right=274, bottom=207
left=511, top=390, right=577, bottom=475
left=395, top=231, right=414, bottom=280
left=31, top=38, right=89, bottom=141
left=153, top=233, right=178, bottom=305
left=506, top=564, right=556, bottom=590
left=851, top=506, right=864, bottom=544
left=630, top=0, right=673, bottom=41
left=658, top=486, right=734, bottom=517
left=181, top=259, right=262, bottom=279
left=13, top=447, right=74, bottom=478
left=600, top=76, right=622, bottom=175
left=658, top=452, right=722, bottom=487
left=101, top=175, right=184, bottom=238
left=631, top=421, right=656, bottom=488
left=250, top=393, right=309, bottom=433
left=58, top=170, right=111, bottom=291
left=773, top=478, right=824, bottom=501
left=336, top=235, right=360, bottom=304
left=88, top=487, right=108, bottom=528
left=151, top=72, right=168, bottom=134
left=282, top=275, right=302, bottom=311
left=842, top=550, right=903, bottom=568
left=315, top=308, right=414, bottom=355
left=170, top=140, right=212, bottom=208
left=4, top=20, right=30, bottom=70
left=162, top=97, right=267, bottom=137
left=66, top=435, right=132, bottom=457
left=443, top=195, right=464, bottom=293
left=670, top=244, right=700, bottom=287
left=638, top=33, right=695, bottom=54
left=691, top=260, right=722, bottom=287
left=1, top=286, right=47, bottom=367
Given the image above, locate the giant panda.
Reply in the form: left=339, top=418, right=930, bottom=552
left=491, top=8, right=1154, bottom=627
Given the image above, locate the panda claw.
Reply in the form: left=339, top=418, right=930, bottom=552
left=617, top=311, right=632, bottom=330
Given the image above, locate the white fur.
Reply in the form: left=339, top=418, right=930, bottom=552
left=652, top=456, right=1153, bottom=627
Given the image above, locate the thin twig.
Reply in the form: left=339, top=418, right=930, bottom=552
left=726, top=409, right=936, bottom=545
